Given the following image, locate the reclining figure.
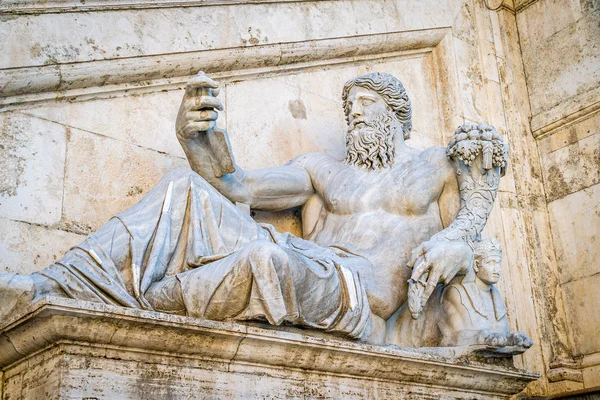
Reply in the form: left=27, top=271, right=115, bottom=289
left=0, top=72, right=518, bottom=347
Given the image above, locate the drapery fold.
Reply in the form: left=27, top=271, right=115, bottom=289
left=32, top=168, right=370, bottom=338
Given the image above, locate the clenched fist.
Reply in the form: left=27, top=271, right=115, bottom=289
left=176, top=71, right=224, bottom=141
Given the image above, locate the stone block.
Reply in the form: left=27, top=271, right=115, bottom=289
left=519, top=8, right=600, bottom=118
left=0, top=112, right=66, bottom=226
left=547, top=379, right=585, bottom=395
left=548, top=184, right=600, bottom=285
left=517, top=0, right=582, bottom=49
left=452, top=37, right=487, bottom=123
left=540, top=132, right=600, bottom=202
left=0, top=217, right=84, bottom=275
left=0, top=0, right=463, bottom=70
left=0, top=297, right=539, bottom=400
left=582, top=362, right=600, bottom=389
left=499, top=206, right=546, bottom=373
left=538, top=110, right=600, bottom=152
left=25, top=88, right=191, bottom=158
left=62, top=127, right=188, bottom=233
left=562, top=272, right=600, bottom=356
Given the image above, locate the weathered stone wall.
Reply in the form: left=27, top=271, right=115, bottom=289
left=0, top=0, right=596, bottom=396
left=515, top=0, right=600, bottom=391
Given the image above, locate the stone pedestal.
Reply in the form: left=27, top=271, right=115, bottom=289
left=0, top=298, right=538, bottom=399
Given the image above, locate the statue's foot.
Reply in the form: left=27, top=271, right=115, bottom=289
left=0, top=273, right=36, bottom=324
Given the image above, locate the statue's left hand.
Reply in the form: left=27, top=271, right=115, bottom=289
left=407, top=240, right=472, bottom=317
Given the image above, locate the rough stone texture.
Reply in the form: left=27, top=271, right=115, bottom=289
left=0, top=298, right=539, bottom=400
left=0, top=0, right=597, bottom=397
left=25, top=90, right=188, bottom=158
left=0, top=0, right=462, bottom=69
left=548, top=184, right=600, bottom=286
left=517, top=0, right=600, bottom=131
left=561, top=271, right=600, bottom=356
left=62, top=127, right=188, bottom=234
left=0, top=218, right=84, bottom=275
left=539, top=131, right=600, bottom=203
left=0, top=112, right=66, bottom=226
left=516, top=0, right=600, bottom=394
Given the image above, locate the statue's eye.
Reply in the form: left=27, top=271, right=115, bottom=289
left=362, top=98, right=374, bottom=106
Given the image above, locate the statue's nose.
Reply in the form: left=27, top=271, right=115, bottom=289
left=351, top=102, right=363, bottom=118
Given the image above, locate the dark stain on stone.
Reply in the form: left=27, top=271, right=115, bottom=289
left=30, top=43, right=42, bottom=58
left=545, top=165, right=569, bottom=202
left=288, top=99, right=307, bottom=120
left=0, top=115, right=30, bottom=197
left=127, top=186, right=144, bottom=197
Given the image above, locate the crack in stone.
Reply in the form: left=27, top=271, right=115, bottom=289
left=227, top=334, right=245, bottom=373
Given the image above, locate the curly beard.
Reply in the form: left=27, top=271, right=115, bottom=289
left=345, top=110, right=397, bottom=170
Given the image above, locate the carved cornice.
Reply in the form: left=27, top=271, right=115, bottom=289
left=532, top=101, right=600, bottom=140
left=483, top=0, right=516, bottom=13
left=514, top=0, right=539, bottom=13
left=0, top=297, right=539, bottom=395
left=0, top=28, right=448, bottom=109
left=0, top=0, right=340, bottom=15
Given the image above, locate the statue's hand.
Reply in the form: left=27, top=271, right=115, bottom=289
left=176, top=71, right=224, bottom=141
left=407, top=240, right=472, bottom=318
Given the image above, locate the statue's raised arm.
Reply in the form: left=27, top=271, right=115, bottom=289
left=407, top=122, right=509, bottom=319
left=175, top=72, right=314, bottom=211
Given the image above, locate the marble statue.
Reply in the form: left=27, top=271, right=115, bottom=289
left=387, top=237, right=532, bottom=355
left=0, top=71, right=529, bottom=354
left=439, top=238, right=532, bottom=350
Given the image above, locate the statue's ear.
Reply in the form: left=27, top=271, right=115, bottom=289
left=473, top=257, right=480, bottom=273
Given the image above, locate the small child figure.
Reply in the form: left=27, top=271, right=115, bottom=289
left=438, top=238, right=532, bottom=352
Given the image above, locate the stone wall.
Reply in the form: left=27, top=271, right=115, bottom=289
left=515, top=0, right=600, bottom=391
left=0, top=0, right=597, bottom=396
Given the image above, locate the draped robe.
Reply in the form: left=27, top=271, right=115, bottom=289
left=0, top=169, right=370, bottom=339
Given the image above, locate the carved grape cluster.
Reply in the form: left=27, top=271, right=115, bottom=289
left=446, top=122, right=508, bottom=169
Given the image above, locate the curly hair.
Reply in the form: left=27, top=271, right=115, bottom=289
left=473, top=238, right=502, bottom=259
left=342, top=72, right=412, bottom=140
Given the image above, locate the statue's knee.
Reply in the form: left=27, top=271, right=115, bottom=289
left=242, top=240, right=288, bottom=264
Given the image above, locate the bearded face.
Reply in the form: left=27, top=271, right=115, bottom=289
left=345, top=108, right=398, bottom=170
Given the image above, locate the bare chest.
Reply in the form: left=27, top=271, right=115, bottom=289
left=314, top=160, right=444, bottom=216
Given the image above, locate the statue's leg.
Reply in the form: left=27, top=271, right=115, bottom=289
left=0, top=168, right=268, bottom=320
left=146, top=239, right=371, bottom=338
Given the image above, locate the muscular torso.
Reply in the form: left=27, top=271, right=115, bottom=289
left=297, top=149, right=456, bottom=319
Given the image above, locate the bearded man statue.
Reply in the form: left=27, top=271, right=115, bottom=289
left=343, top=73, right=411, bottom=170
left=0, top=72, right=513, bottom=348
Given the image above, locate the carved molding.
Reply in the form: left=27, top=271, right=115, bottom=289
left=482, top=0, right=516, bottom=13
left=514, top=0, right=539, bottom=13
left=0, top=28, right=448, bottom=109
left=546, top=367, right=584, bottom=383
left=0, top=297, right=539, bottom=395
left=0, top=0, right=341, bottom=15
left=532, top=100, right=600, bottom=140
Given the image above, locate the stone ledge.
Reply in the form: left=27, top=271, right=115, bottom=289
left=0, top=29, right=447, bottom=109
left=0, top=297, right=539, bottom=398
